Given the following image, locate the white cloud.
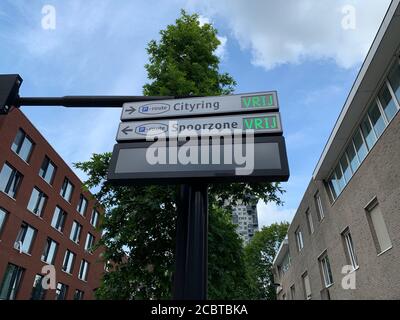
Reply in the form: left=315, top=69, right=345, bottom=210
left=257, top=201, right=296, bottom=228
left=187, top=0, right=392, bottom=70
left=199, top=14, right=227, bottom=60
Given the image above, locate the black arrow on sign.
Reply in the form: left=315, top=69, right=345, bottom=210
left=124, top=106, right=136, bottom=114
left=121, top=126, right=133, bottom=135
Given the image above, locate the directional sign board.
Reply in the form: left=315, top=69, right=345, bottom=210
left=117, top=112, right=282, bottom=141
left=121, top=91, right=278, bottom=120
left=108, top=136, right=289, bottom=184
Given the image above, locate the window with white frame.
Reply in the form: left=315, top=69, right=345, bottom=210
left=306, top=209, right=314, bottom=234
left=90, top=209, right=99, bottom=228
left=41, top=237, right=58, bottom=264
left=84, top=233, right=95, bottom=252
left=69, top=221, right=82, bottom=244
left=78, top=260, right=89, bottom=281
left=0, top=163, right=23, bottom=199
left=51, top=206, right=67, bottom=232
left=0, top=208, right=7, bottom=234
left=39, top=156, right=56, bottom=185
left=295, top=228, right=304, bottom=252
left=77, top=194, right=88, bottom=216
left=302, top=272, right=312, bottom=300
left=15, top=223, right=37, bottom=254
left=342, top=228, right=358, bottom=269
left=314, top=192, right=325, bottom=221
left=62, top=250, right=75, bottom=274
left=11, top=129, right=34, bottom=162
left=60, top=178, right=74, bottom=202
left=27, top=187, right=48, bottom=217
left=319, top=252, right=334, bottom=288
left=366, top=200, right=392, bottom=254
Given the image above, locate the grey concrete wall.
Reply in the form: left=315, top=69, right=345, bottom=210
left=276, top=110, right=400, bottom=300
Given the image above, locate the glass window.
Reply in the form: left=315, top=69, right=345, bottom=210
left=314, top=192, right=324, bottom=221
left=31, top=274, right=46, bottom=300
left=340, top=154, right=352, bottom=184
left=327, top=173, right=339, bottom=200
left=306, top=209, right=314, bottom=234
left=367, top=202, right=392, bottom=254
left=27, top=187, right=48, bottom=217
left=74, top=289, right=84, bottom=300
left=334, top=164, right=345, bottom=192
left=15, top=223, right=37, bottom=254
left=302, top=272, right=312, bottom=300
left=0, top=163, right=23, bottom=199
left=346, top=143, right=360, bottom=173
left=360, top=114, right=377, bottom=150
left=0, top=263, right=25, bottom=300
left=290, top=285, right=296, bottom=300
left=368, top=101, right=386, bottom=138
left=56, top=283, right=68, bottom=300
left=319, top=253, right=334, bottom=287
left=0, top=208, right=7, bottom=234
left=378, top=82, right=398, bottom=122
left=41, top=238, right=58, bottom=264
left=342, top=229, right=358, bottom=269
left=352, top=129, right=368, bottom=162
left=51, top=207, right=67, bottom=232
left=84, top=233, right=95, bottom=252
left=62, top=250, right=75, bottom=274
left=60, top=178, right=74, bottom=202
left=39, top=157, right=56, bottom=185
left=90, top=209, right=99, bottom=228
left=295, top=228, right=304, bottom=252
left=77, top=195, right=88, bottom=216
left=78, top=260, right=89, bottom=281
left=70, top=221, right=82, bottom=244
left=388, top=62, right=400, bottom=104
left=11, top=129, right=34, bottom=162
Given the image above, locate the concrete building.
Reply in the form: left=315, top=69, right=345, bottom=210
left=0, top=108, right=104, bottom=300
left=273, top=0, right=400, bottom=300
left=231, top=201, right=259, bottom=245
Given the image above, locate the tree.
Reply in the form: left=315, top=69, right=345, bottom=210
left=75, top=10, right=284, bottom=299
left=244, top=222, right=289, bottom=300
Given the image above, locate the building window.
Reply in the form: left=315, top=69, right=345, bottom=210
left=360, top=113, right=377, bottom=150
left=51, top=207, right=67, bottom=232
left=0, top=163, right=23, bottom=199
left=305, top=209, right=314, bottom=234
left=27, top=187, right=48, bottom=217
left=366, top=200, right=392, bottom=254
left=342, top=229, right=358, bottom=270
left=378, top=81, right=398, bottom=122
left=31, top=274, right=46, bottom=300
left=77, top=194, right=88, bottom=216
left=290, top=285, right=296, bottom=300
left=60, top=178, right=74, bottom=202
left=84, top=233, right=95, bottom=252
left=70, top=221, right=82, bottom=244
left=11, top=129, right=34, bottom=162
left=295, top=228, right=304, bottom=252
left=74, top=289, right=84, bottom=300
left=319, top=252, right=334, bottom=288
left=0, top=208, right=7, bottom=234
left=41, top=238, right=58, bottom=264
left=302, top=272, right=312, bottom=300
left=39, top=156, right=56, bottom=185
left=314, top=192, right=324, bottom=221
left=78, top=260, right=89, bottom=281
left=90, top=209, right=99, bottom=228
left=62, top=250, right=75, bottom=274
left=368, top=100, right=386, bottom=138
left=340, top=153, right=352, bottom=184
left=345, top=142, right=360, bottom=174
left=0, top=263, right=25, bottom=300
left=15, top=223, right=37, bottom=254
left=55, top=283, right=68, bottom=300
left=388, top=60, right=400, bottom=104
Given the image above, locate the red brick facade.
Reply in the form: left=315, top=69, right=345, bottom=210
left=0, top=108, right=104, bottom=300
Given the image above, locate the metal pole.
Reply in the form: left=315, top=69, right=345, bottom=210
left=173, top=183, right=208, bottom=300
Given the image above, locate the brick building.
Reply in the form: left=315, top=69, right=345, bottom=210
left=0, top=108, right=104, bottom=300
left=272, top=0, right=400, bottom=300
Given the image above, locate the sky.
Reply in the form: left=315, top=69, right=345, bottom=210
left=0, top=0, right=392, bottom=228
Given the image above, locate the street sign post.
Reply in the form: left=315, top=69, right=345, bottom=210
left=116, top=112, right=282, bottom=141
left=121, top=91, right=279, bottom=120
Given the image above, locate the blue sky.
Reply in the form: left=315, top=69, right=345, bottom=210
left=0, top=0, right=392, bottom=227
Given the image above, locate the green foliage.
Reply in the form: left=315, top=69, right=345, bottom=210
left=74, top=10, right=285, bottom=300
left=244, top=223, right=290, bottom=300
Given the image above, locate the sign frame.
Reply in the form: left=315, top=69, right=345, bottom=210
left=107, top=135, right=289, bottom=185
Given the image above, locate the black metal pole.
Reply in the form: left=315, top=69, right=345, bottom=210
left=173, top=183, right=208, bottom=300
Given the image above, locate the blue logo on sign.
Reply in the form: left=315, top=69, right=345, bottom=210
left=139, top=103, right=170, bottom=115
left=141, top=106, right=149, bottom=112
left=139, top=127, right=146, bottom=133
left=136, top=123, right=168, bottom=136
